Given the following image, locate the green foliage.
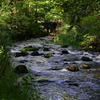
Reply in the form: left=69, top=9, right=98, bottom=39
left=0, top=47, right=44, bottom=100
left=60, top=0, right=100, bottom=30
left=76, top=13, right=100, bottom=50
left=56, top=12, right=100, bottom=51
left=44, top=54, right=53, bottom=58
left=56, top=25, right=77, bottom=46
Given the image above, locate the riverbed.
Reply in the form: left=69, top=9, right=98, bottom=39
left=9, top=36, right=100, bottom=100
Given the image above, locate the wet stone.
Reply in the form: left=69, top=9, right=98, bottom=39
left=21, top=51, right=28, bottom=56
left=43, top=47, right=50, bottom=51
left=62, top=50, right=69, bottom=54
left=14, top=52, right=22, bottom=57
left=63, top=62, right=68, bottom=64
left=63, top=59, right=68, bottom=61
left=68, top=83, right=79, bottom=86
left=80, top=64, right=90, bottom=69
left=48, top=66, right=63, bottom=70
left=31, top=51, right=40, bottom=56
left=14, top=65, right=28, bottom=74
left=19, top=60, right=28, bottom=63
left=14, top=51, right=28, bottom=57
left=36, top=79, right=54, bottom=83
left=66, top=65, right=79, bottom=71
left=82, top=56, right=93, bottom=61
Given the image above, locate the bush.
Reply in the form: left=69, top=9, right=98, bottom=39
left=76, top=13, right=100, bottom=50
left=0, top=47, right=43, bottom=100
left=56, top=13, right=100, bottom=51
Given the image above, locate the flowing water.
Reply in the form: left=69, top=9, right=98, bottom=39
left=9, top=36, right=100, bottom=100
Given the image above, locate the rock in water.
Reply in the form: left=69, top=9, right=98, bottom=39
left=66, top=65, right=79, bottom=71
left=44, top=54, right=53, bottom=58
left=14, top=52, right=22, bottom=57
left=80, top=64, right=90, bottom=69
left=43, top=47, right=49, bottom=51
left=31, top=51, right=39, bottom=56
left=14, top=51, right=28, bottom=57
left=21, top=51, right=28, bottom=56
left=14, top=65, right=28, bottom=74
left=62, top=50, right=69, bottom=54
left=82, top=56, right=92, bottom=61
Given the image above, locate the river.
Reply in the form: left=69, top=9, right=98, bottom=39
left=9, top=36, right=100, bottom=100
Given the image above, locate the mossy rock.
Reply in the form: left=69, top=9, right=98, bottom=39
left=82, top=56, right=92, bottom=61
left=14, top=45, right=17, bottom=47
left=43, top=48, right=49, bottom=51
left=14, top=51, right=28, bottom=57
left=44, top=54, right=53, bottom=58
left=14, top=65, right=28, bottom=74
left=62, top=50, right=69, bottom=54
left=31, top=51, right=39, bottom=56
left=61, top=44, right=69, bottom=48
left=24, top=45, right=32, bottom=48
left=21, top=51, right=28, bottom=56
left=14, top=52, right=22, bottom=57
left=21, top=46, right=39, bottom=51
left=66, top=65, right=79, bottom=71
left=80, top=64, right=90, bottom=69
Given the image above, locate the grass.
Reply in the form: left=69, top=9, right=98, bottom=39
left=0, top=47, right=44, bottom=100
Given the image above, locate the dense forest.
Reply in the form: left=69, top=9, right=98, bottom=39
left=0, top=0, right=100, bottom=99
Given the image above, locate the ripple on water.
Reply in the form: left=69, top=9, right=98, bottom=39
left=9, top=36, right=100, bottom=100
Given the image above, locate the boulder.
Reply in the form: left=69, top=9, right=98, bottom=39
left=82, top=56, right=92, bottom=61
left=14, top=65, right=28, bottom=74
left=63, top=59, right=68, bottom=61
left=80, top=64, right=90, bottom=69
left=14, top=51, right=28, bottom=57
left=43, top=47, right=49, bottom=51
left=14, top=52, right=22, bottom=57
left=49, top=66, right=63, bottom=70
left=66, top=65, right=79, bottom=71
left=21, top=51, right=28, bottom=56
left=31, top=51, right=39, bottom=56
left=62, top=50, right=69, bottom=54
left=24, top=45, right=32, bottom=48
left=19, top=60, right=28, bottom=63
left=68, top=83, right=79, bottom=86
left=36, top=79, right=54, bottom=83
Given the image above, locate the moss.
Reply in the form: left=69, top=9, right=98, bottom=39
left=80, top=64, right=90, bottom=69
left=44, top=54, right=53, bottom=58
left=66, top=65, right=79, bottom=71
left=21, top=46, right=39, bottom=51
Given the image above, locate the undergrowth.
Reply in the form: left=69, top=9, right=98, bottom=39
left=0, top=47, right=44, bottom=100
left=56, top=13, right=100, bottom=51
